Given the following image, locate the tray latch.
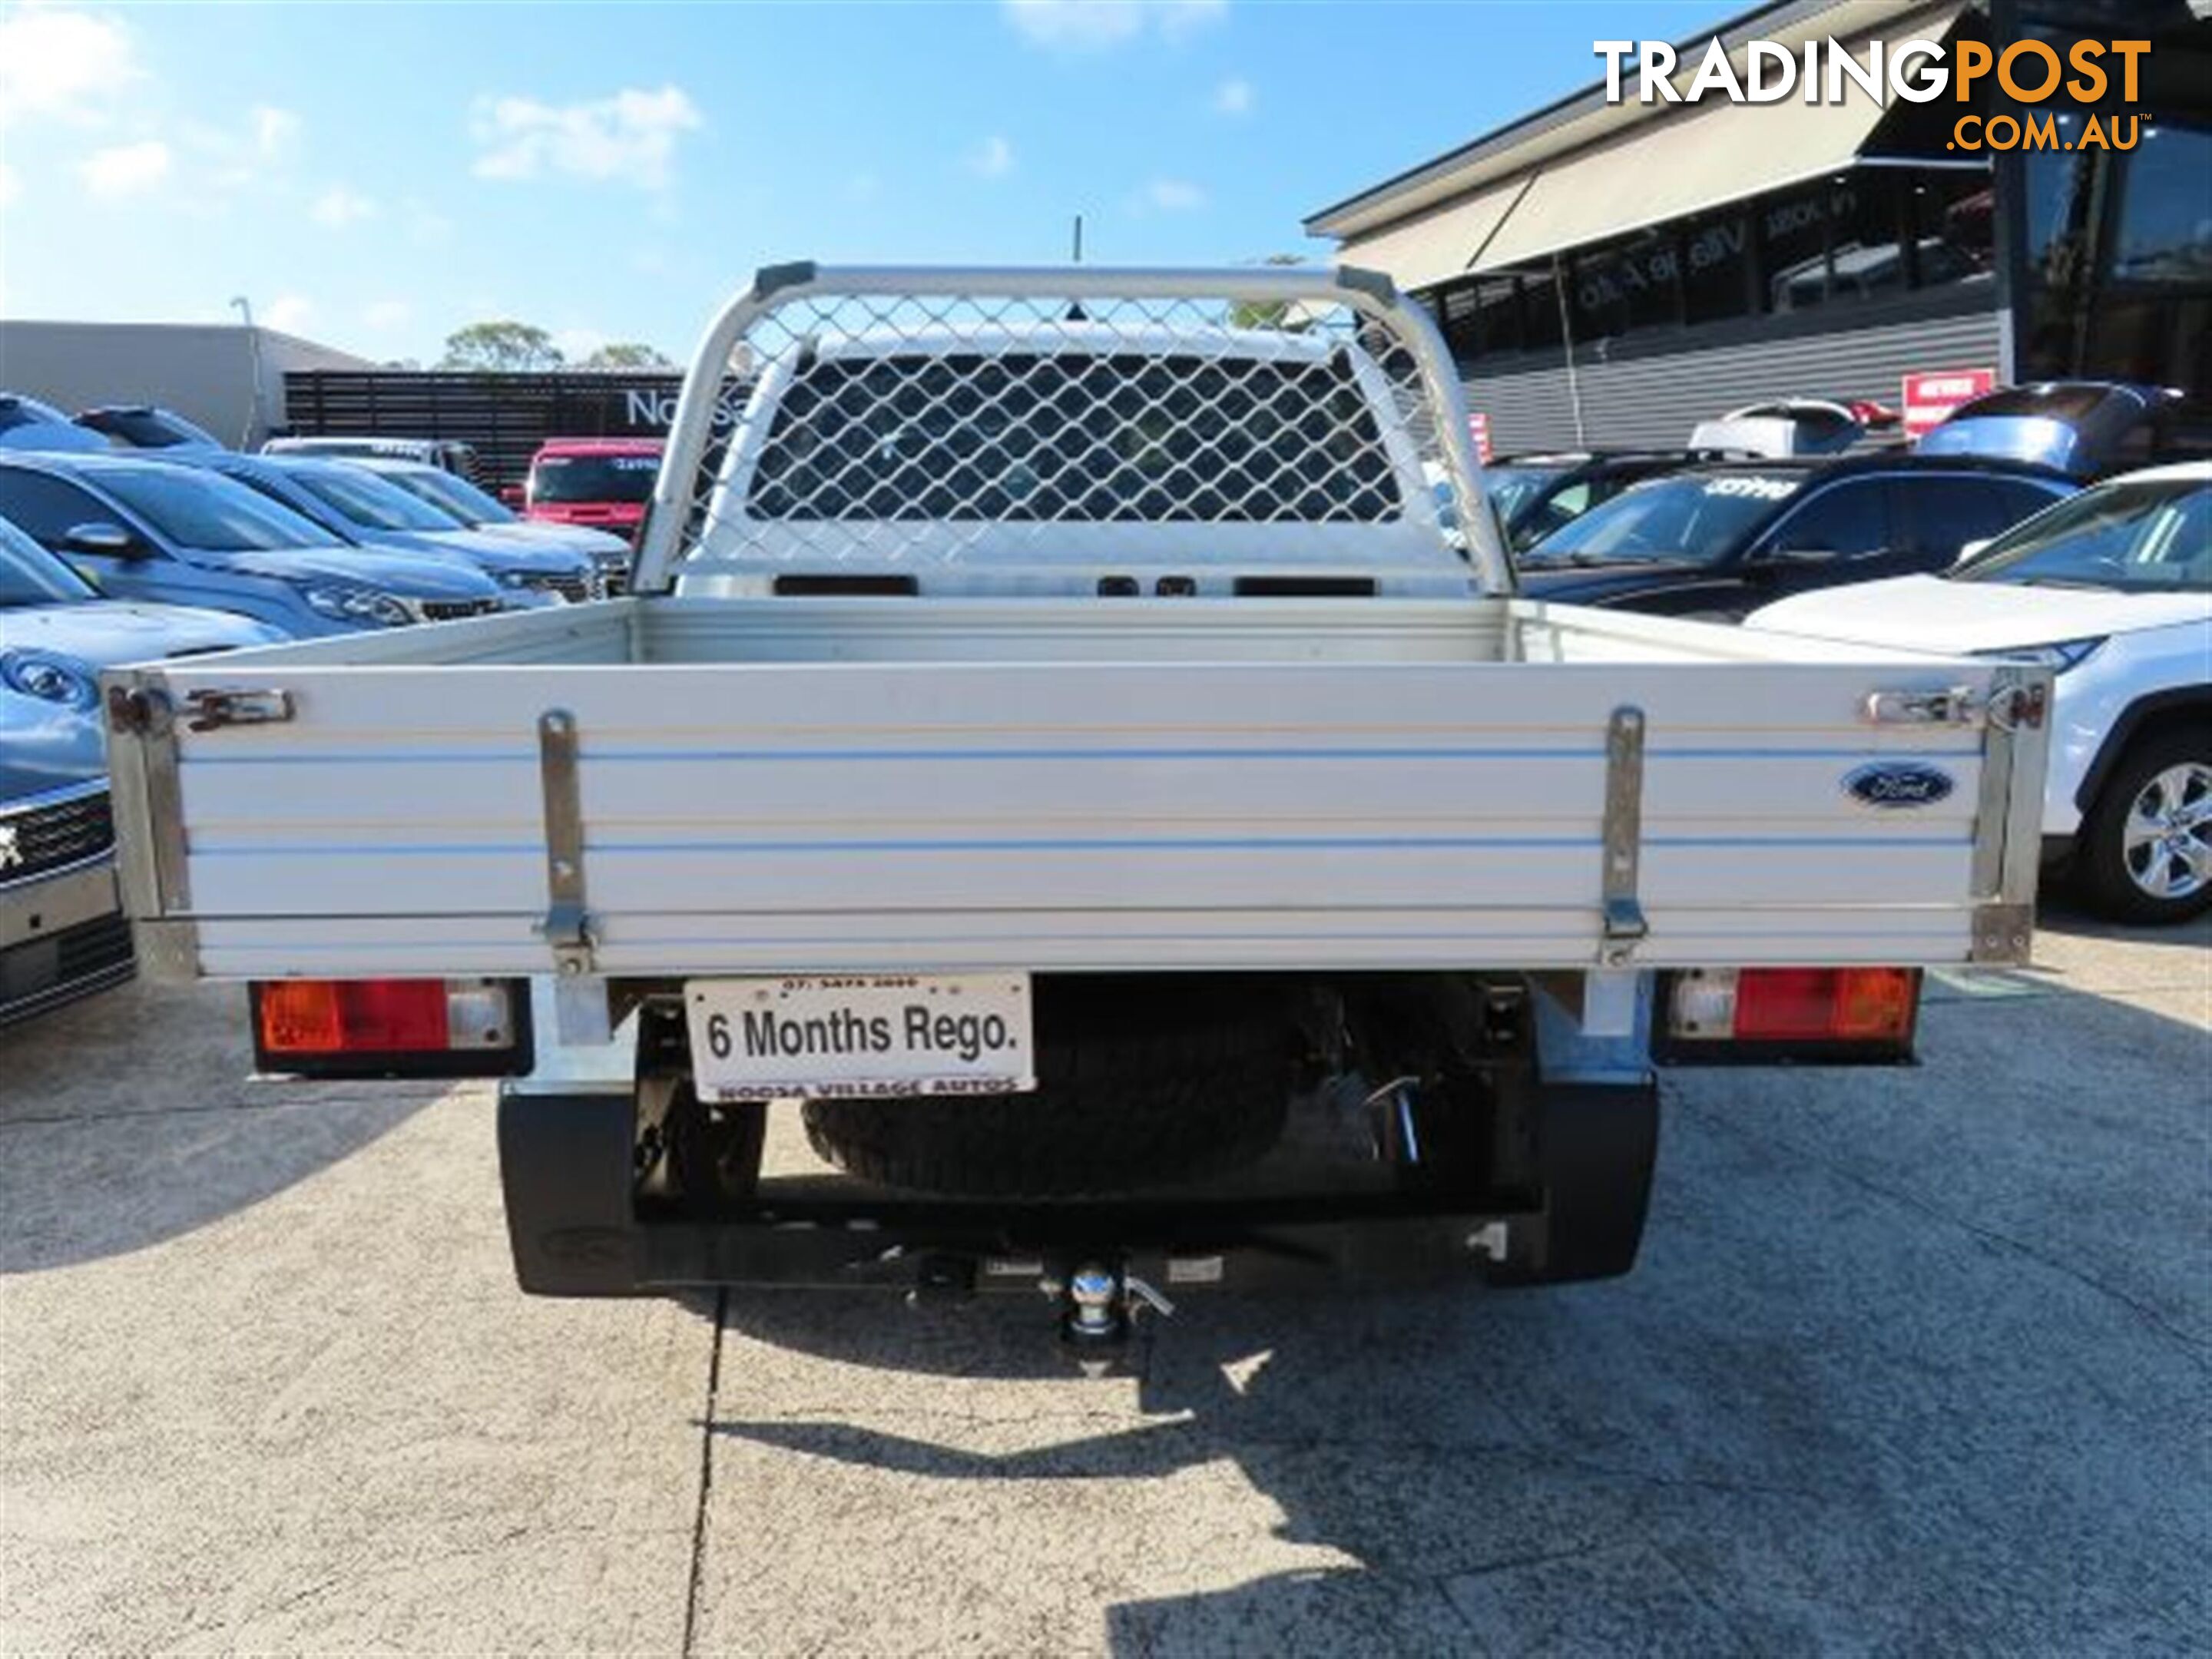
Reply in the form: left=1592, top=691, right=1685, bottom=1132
left=1600, top=704, right=1649, bottom=966
left=535, top=708, right=596, bottom=977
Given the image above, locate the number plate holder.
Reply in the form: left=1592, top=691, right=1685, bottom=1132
left=686, top=973, right=1036, bottom=1101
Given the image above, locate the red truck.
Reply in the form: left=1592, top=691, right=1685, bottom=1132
left=520, top=437, right=663, bottom=544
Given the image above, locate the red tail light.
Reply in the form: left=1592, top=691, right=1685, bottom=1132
left=1661, top=967, right=1920, bottom=1062
left=252, top=978, right=532, bottom=1077
left=260, top=979, right=449, bottom=1052
left=1734, top=968, right=1918, bottom=1042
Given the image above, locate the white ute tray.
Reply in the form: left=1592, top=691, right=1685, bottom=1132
left=102, top=592, right=2049, bottom=980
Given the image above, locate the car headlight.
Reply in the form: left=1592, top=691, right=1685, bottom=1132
left=296, top=581, right=416, bottom=628
left=0, top=649, right=99, bottom=709
left=1978, top=637, right=2107, bottom=674
left=495, top=569, right=536, bottom=588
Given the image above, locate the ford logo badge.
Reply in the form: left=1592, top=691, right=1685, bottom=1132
left=1844, top=762, right=1955, bottom=810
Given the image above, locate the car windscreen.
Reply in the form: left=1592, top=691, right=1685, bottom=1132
left=89, top=409, right=223, bottom=448
left=1518, top=472, right=1800, bottom=565
left=1949, top=386, right=2117, bottom=423
left=743, top=351, right=1402, bottom=522
left=531, top=453, right=661, bottom=505
left=388, top=468, right=515, bottom=524
left=1483, top=466, right=1565, bottom=526
left=1952, top=477, right=2211, bottom=592
left=292, top=466, right=464, bottom=532
left=0, top=518, right=98, bottom=604
left=95, top=467, right=334, bottom=551
left=0, top=396, right=75, bottom=432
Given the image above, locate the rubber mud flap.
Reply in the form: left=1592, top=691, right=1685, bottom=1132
left=498, top=1087, right=647, bottom=1296
left=1482, top=1080, right=1659, bottom=1287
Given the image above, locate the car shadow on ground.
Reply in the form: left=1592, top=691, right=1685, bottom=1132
left=696, top=968, right=2209, bottom=1654
left=0, top=977, right=448, bottom=1274
left=2032, top=889, right=2212, bottom=952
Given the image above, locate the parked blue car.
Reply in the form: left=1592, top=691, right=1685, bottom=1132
left=1916, top=382, right=2208, bottom=480
left=1, top=518, right=279, bottom=1023
left=0, top=392, right=111, bottom=455
left=2, top=516, right=282, bottom=796
left=344, top=457, right=635, bottom=591
left=173, top=452, right=600, bottom=604
left=0, top=452, right=508, bottom=637
left=74, top=404, right=227, bottom=451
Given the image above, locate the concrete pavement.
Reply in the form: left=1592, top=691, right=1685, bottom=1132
left=3, top=905, right=2205, bottom=1654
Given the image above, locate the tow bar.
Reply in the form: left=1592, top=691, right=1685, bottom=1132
left=1057, top=1260, right=1174, bottom=1372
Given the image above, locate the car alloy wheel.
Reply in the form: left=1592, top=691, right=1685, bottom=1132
left=2121, top=760, right=2212, bottom=902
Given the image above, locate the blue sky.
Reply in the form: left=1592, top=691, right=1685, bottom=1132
left=0, top=0, right=1713, bottom=366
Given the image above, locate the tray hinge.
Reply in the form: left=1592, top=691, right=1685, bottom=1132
left=1599, top=705, right=1649, bottom=967
left=535, top=709, right=596, bottom=976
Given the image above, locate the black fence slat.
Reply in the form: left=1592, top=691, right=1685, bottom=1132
left=279, top=369, right=687, bottom=488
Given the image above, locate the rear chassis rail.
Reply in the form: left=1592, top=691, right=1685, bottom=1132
left=499, top=979, right=1661, bottom=1299
left=498, top=1084, right=1658, bottom=1299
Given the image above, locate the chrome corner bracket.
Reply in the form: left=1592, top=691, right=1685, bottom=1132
left=102, top=674, right=191, bottom=920
left=1599, top=705, right=1650, bottom=966
left=1968, top=664, right=2055, bottom=922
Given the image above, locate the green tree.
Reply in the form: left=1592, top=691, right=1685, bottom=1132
left=578, top=342, right=674, bottom=370
left=1227, top=253, right=1308, bottom=331
left=437, top=320, right=564, bottom=373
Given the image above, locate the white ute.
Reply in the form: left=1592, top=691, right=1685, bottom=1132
left=101, top=266, right=2055, bottom=1343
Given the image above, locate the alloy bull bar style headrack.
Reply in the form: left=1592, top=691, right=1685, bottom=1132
left=630, top=261, right=1515, bottom=597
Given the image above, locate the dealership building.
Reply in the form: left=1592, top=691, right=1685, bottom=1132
left=1306, top=0, right=2211, bottom=452
left=0, top=320, right=373, bottom=450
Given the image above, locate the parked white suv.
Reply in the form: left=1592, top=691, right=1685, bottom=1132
left=1747, top=463, right=2211, bottom=923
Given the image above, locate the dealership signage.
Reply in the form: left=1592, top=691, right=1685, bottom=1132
left=1901, top=368, right=1997, bottom=439
left=1592, top=34, right=2152, bottom=151
left=623, top=385, right=751, bottom=431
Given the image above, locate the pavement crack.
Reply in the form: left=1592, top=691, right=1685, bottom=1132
left=1446, top=1538, right=1617, bottom=1584
left=680, top=1286, right=729, bottom=1659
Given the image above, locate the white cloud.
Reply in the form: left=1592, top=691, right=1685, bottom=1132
left=79, top=139, right=171, bottom=199
left=164, top=105, right=306, bottom=210
left=262, top=293, right=315, bottom=334
left=363, top=299, right=412, bottom=331
left=0, top=7, right=141, bottom=126
left=470, top=85, right=702, bottom=191
left=252, top=105, right=301, bottom=157
left=1002, top=0, right=1225, bottom=51
left=310, top=185, right=379, bottom=228
left=968, top=135, right=1015, bottom=179
left=1144, top=177, right=1206, bottom=211
left=398, top=197, right=453, bottom=246
left=0, top=161, right=18, bottom=210
left=1214, top=76, right=1253, bottom=114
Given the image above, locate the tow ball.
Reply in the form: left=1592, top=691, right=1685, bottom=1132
left=1056, top=1261, right=1174, bottom=1369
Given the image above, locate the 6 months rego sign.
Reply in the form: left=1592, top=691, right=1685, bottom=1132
left=688, top=974, right=1036, bottom=1101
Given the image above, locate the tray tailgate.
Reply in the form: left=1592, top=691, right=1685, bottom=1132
left=106, top=655, right=2041, bottom=978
